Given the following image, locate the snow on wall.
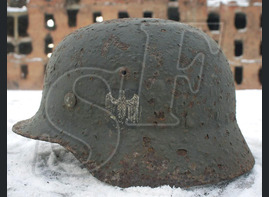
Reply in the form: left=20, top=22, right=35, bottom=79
left=7, top=90, right=262, bottom=197
left=207, top=0, right=251, bottom=7
left=7, top=6, right=27, bottom=13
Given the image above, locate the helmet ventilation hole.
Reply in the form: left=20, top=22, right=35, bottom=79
left=121, top=70, right=127, bottom=76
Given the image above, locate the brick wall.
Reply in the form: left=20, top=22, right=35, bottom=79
left=7, top=0, right=262, bottom=89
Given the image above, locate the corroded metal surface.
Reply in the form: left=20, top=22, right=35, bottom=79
left=13, top=18, right=255, bottom=188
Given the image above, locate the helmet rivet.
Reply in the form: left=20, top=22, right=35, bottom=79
left=64, top=92, right=77, bottom=108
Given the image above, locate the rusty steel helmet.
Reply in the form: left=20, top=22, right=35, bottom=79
left=13, top=18, right=254, bottom=188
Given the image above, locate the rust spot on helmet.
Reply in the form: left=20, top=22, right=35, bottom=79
left=147, top=98, right=155, bottom=105
left=176, top=149, right=187, bottom=156
left=154, top=111, right=165, bottom=120
left=143, top=137, right=151, bottom=147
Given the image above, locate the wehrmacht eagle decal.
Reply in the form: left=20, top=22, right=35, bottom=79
left=105, top=90, right=139, bottom=124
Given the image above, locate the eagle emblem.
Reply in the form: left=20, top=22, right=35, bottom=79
left=105, top=90, right=139, bottom=124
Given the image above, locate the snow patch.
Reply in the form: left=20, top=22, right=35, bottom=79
left=207, top=0, right=251, bottom=7
left=253, top=2, right=262, bottom=6
left=241, top=59, right=261, bottom=63
left=7, top=6, right=27, bottom=13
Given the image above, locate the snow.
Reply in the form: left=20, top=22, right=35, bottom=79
left=7, top=90, right=262, bottom=197
left=228, top=59, right=262, bottom=66
left=241, top=59, right=262, bottom=64
left=207, top=0, right=251, bottom=7
left=7, top=6, right=27, bottom=13
left=253, top=2, right=262, bottom=6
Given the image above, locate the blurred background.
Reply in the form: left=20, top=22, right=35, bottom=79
left=7, top=0, right=262, bottom=90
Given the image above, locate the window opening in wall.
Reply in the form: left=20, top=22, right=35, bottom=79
left=207, top=12, right=220, bottom=31
left=259, top=67, right=262, bottom=85
left=44, top=63, right=47, bottom=74
left=45, top=13, right=56, bottom=30
left=19, top=42, right=33, bottom=55
left=167, top=7, right=180, bottom=21
left=7, top=16, right=14, bottom=37
left=44, top=34, right=54, bottom=57
left=93, top=12, right=103, bottom=23
left=235, top=12, right=246, bottom=29
left=143, top=11, right=152, bottom=18
left=118, top=12, right=129, bottom=18
left=7, top=43, right=15, bottom=54
left=18, top=15, right=29, bottom=37
left=260, top=14, right=262, bottom=28
left=234, top=40, right=243, bottom=57
left=8, top=0, right=27, bottom=7
left=67, top=9, right=79, bottom=27
left=20, top=65, right=28, bottom=79
left=235, top=66, right=243, bottom=85
left=260, top=41, right=262, bottom=55
left=65, top=0, right=80, bottom=4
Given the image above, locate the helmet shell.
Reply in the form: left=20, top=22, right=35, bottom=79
left=13, top=18, right=254, bottom=188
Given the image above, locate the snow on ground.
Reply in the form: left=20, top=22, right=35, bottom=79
left=7, top=90, right=262, bottom=197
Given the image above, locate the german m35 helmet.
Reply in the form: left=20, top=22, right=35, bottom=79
left=13, top=18, right=254, bottom=188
